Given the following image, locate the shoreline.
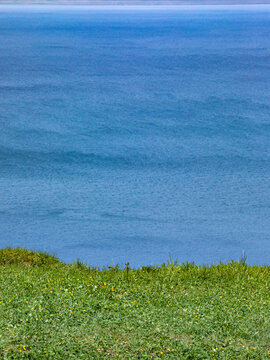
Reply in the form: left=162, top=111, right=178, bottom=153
left=0, top=248, right=268, bottom=268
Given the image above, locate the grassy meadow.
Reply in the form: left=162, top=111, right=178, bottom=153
left=0, top=248, right=269, bottom=359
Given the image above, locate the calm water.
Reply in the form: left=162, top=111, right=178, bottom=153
left=0, top=6, right=270, bottom=267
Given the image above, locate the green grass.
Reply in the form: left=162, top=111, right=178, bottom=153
left=0, top=248, right=269, bottom=359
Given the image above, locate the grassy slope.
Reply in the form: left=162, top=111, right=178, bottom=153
left=0, top=249, right=269, bottom=359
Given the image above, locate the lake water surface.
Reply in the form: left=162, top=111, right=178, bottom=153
left=0, top=6, right=270, bottom=267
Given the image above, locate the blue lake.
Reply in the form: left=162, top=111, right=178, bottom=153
left=0, top=6, right=270, bottom=267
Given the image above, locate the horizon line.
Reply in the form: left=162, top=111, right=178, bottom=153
left=1, top=2, right=270, bottom=7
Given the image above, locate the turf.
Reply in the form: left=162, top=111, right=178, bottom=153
left=0, top=248, right=269, bottom=359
